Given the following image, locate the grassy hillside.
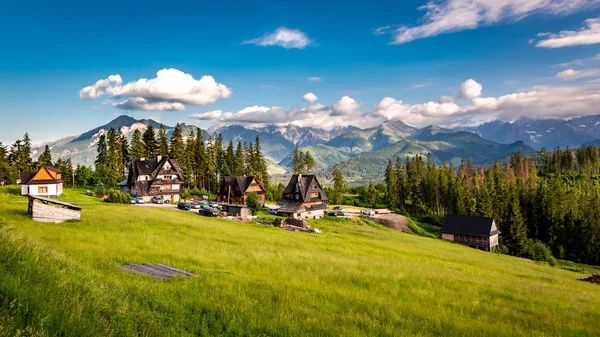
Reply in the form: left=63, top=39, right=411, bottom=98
left=1, top=187, right=599, bottom=336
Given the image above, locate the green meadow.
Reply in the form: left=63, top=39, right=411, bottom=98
left=0, top=186, right=599, bottom=336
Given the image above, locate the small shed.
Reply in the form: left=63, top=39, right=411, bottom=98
left=221, top=204, right=252, bottom=217
left=28, top=196, right=81, bottom=223
left=441, top=215, right=500, bottom=251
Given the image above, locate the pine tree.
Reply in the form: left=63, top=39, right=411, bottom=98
left=130, top=129, right=145, bottom=160
left=304, top=151, right=315, bottom=173
left=38, top=145, right=53, bottom=167
left=105, top=128, right=122, bottom=186
left=158, top=124, right=169, bottom=156
left=223, top=140, right=235, bottom=176
left=332, top=164, right=345, bottom=205
left=143, top=124, right=158, bottom=158
left=95, top=133, right=109, bottom=185
left=234, top=142, right=245, bottom=176
left=0, top=142, right=11, bottom=183
left=292, top=145, right=301, bottom=174
left=169, top=123, right=185, bottom=160
left=253, top=136, right=269, bottom=187
left=503, top=187, right=529, bottom=256
left=214, top=134, right=225, bottom=180
left=385, top=159, right=398, bottom=209
left=120, top=131, right=130, bottom=175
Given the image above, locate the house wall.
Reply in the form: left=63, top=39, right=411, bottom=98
left=490, top=234, right=499, bottom=249
left=441, top=233, right=454, bottom=241
left=23, top=183, right=62, bottom=197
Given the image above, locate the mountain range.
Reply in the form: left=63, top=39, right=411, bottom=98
left=31, top=114, right=600, bottom=182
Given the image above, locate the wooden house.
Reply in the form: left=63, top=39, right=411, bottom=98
left=19, top=166, right=64, bottom=197
left=278, top=174, right=328, bottom=219
left=121, top=156, right=184, bottom=203
left=217, top=176, right=266, bottom=205
left=441, top=215, right=500, bottom=251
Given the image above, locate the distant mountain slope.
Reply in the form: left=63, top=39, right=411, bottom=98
left=465, top=115, right=600, bottom=150
left=325, top=120, right=417, bottom=155
left=336, top=132, right=535, bottom=181
left=278, top=144, right=351, bottom=171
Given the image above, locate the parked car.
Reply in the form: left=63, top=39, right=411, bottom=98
left=363, top=209, right=376, bottom=216
left=267, top=208, right=279, bottom=215
left=209, top=201, right=219, bottom=208
left=327, top=211, right=336, bottom=216
left=333, top=206, right=343, bottom=211
left=177, top=202, right=192, bottom=210
left=190, top=203, right=202, bottom=209
left=152, top=196, right=164, bottom=204
left=131, top=197, right=144, bottom=204
left=335, top=211, right=347, bottom=217
left=200, top=208, right=219, bottom=217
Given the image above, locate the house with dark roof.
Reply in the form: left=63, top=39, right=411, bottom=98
left=217, top=176, right=266, bottom=205
left=441, top=215, right=500, bottom=251
left=120, top=156, right=184, bottom=203
left=19, top=166, right=64, bottom=197
left=278, top=174, right=328, bottom=219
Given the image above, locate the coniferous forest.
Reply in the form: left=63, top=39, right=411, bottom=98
left=383, top=147, right=600, bottom=265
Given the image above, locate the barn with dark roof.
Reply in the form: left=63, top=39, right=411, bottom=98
left=278, top=174, right=328, bottom=219
left=441, top=215, right=500, bottom=251
left=217, top=176, right=266, bottom=205
left=120, top=156, right=184, bottom=203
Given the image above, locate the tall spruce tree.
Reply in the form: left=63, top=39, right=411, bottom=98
left=143, top=124, right=158, bottom=158
left=332, top=164, right=345, bottom=205
left=169, top=123, right=185, bottom=160
left=0, top=142, right=10, bottom=183
left=223, top=140, right=235, bottom=176
left=253, top=136, right=269, bottom=187
left=158, top=124, right=169, bottom=156
left=38, top=145, right=53, bottom=167
left=94, top=133, right=109, bottom=185
left=130, top=129, right=145, bottom=160
left=234, top=142, right=245, bottom=176
left=304, top=151, right=315, bottom=173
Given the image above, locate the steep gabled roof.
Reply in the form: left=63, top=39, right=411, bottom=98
left=282, top=175, right=328, bottom=203
left=128, top=156, right=183, bottom=184
left=442, top=215, right=500, bottom=236
left=19, top=172, right=36, bottom=185
left=221, top=176, right=265, bottom=197
left=19, top=166, right=63, bottom=185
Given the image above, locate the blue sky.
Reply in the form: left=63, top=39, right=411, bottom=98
left=1, top=0, right=600, bottom=144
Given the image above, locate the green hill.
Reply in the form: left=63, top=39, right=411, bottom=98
left=279, top=144, right=351, bottom=170
left=0, top=187, right=599, bottom=336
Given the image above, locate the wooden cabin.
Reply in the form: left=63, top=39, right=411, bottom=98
left=278, top=174, right=328, bottom=219
left=217, top=176, right=266, bottom=205
left=441, top=215, right=500, bottom=251
left=19, top=166, right=64, bottom=197
left=121, top=156, right=184, bottom=203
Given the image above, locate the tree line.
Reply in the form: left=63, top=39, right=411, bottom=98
left=382, top=147, right=600, bottom=265
left=0, top=125, right=270, bottom=196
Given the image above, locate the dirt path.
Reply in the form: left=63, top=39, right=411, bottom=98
left=367, top=213, right=411, bottom=232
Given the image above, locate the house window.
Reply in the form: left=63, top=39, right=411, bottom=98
left=312, top=184, right=317, bottom=189
left=310, top=192, right=319, bottom=198
left=164, top=175, right=172, bottom=180
left=38, top=186, right=48, bottom=193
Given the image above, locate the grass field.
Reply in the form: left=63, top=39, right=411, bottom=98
left=1, top=186, right=600, bottom=336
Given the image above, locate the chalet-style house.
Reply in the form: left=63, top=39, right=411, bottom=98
left=217, top=176, right=266, bottom=205
left=278, top=174, right=328, bottom=219
left=120, top=156, right=184, bottom=203
left=19, top=166, right=64, bottom=197
left=441, top=215, right=500, bottom=251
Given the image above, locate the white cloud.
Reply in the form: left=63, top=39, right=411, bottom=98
left=556, top=53, right=600, bottom=67
left=191, top=79, right=600, bottom=129
left=376, top=0, right=597, bottom=44
left=245, top=27, right=312, bottom=49
left=307, top=76, right=322, bottom=82
left=332, top=96, right=359, bottom=116
left=79, top=69, right=231, bottom=111
left=302, top=92, right=318, bottom=103
left=459, top=79, right=482, bottom=99
left=536, top=18, right=600, bottom=48
left=556, top=68, right=600, bottom=80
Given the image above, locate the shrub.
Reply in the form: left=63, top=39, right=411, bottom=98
left=95, top=182, right=106, bottom=198
left=526, top=240, right=556, bottom=266
left=246, top=192, right=261, bottom=215
left=105, top=189, right=131, bottom=204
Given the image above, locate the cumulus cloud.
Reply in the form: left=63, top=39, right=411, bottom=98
left=306, top=76, right=322, bottom=82
left=302, top=92, right=318, bottom=103
left=536, top=18, right=600, bottom=48
left=375, top=0, right=597, bottom=44
left=190, top=79, right=600, bottom=129
left=556, top=68, right=600, bottom=80
left=245, top=27, right=312, bottom=49
left=79, top=69, right=231, bottom=111
left=459, top=79, right=482, bottom=99
left=331, top=96, right=359, bottom=116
